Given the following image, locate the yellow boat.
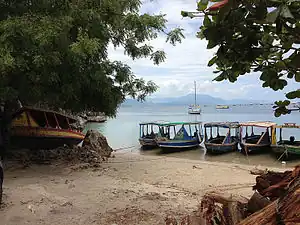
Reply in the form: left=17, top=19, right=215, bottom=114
left=10, top=107, right=85, bottom=150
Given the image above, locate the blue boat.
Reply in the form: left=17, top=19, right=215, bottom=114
left=239, top=121, right=276, bottom=154
left=204, top=122, right=240, bottom=154
left=155, top=122, right=204, bottom=149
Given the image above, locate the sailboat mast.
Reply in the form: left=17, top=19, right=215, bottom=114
left=194, top=81, right=196, bottom=105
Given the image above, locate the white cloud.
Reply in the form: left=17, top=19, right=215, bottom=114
left=108, top=0, right=295, bottom=101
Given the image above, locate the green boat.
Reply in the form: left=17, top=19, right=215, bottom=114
left=271, top=123, right=300, bottom=159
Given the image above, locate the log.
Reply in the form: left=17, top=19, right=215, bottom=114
left=200, top=192, right=248, bottom=225
left=239, top=167, right=300, bottom=225
left=247, top=192, right=271, bottom=214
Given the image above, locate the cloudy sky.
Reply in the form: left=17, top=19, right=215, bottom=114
left=108, top=0, right=297, bottom=101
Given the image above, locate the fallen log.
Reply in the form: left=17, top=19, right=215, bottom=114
left=199, top=192, right=248, bottom=225
left=247, top=192, right=271, bottom=214
left=253, top=165, right=300, bottom=201
left=238, top=174, right=300, bottom=225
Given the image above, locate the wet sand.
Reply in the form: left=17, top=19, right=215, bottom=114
left=0, top=151, right=294, bottom=225
left=139, top=145, right=300, bottom=168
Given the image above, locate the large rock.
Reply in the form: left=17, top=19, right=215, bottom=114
left=82, top=130, right=113, bottom=159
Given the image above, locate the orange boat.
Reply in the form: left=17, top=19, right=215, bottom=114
left=10, top=107, right=85, bottom=150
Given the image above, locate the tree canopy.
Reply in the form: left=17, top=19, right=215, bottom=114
left=0, top=0, right=184, bottom=116
left=182, top=0, right=300, bottom=116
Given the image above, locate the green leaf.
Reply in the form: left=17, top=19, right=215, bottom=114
left=197, top=0, right=209, bottom=11
left=287, top=72, right=294, bottom=79
left=280, top=5, right=294, bottom=19
left=286, top=90, right=300, bottom=99
left=208, top=56, right=217, bottom=66
left=213, top=71, right=226, bottom=81
left=207, top=40, right=218, bottom=49
left=203, top=15, right=211, bottom=26
left=181, top=11, right=189, bottom=17
left=295, top=72, right=300, bottom=82
left=266, top=8, right=280, bottom=23
left=290, top=53, right=300, bottom=68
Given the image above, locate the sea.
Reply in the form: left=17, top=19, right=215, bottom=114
left=84, top=104, right=300, bottom=167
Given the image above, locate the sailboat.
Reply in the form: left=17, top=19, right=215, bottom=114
left=188, top=81, right=201, bottom=114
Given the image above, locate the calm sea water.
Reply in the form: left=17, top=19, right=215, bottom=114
left=84, top=104, right=300, bottom=167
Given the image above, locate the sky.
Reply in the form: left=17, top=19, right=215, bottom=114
left=108, top=0, right=298, bottom=102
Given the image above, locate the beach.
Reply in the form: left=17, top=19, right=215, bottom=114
left=0, top=151, right=291, bottom=225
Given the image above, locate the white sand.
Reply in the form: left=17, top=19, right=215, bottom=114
left=0, top=152, right=291, bottom=225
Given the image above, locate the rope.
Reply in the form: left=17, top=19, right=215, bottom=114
left=113, top=145, right=138, bottom=152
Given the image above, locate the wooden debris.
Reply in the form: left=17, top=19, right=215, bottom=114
left=166, top=165, right=300, bottom=225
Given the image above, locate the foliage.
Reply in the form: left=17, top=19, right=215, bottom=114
left=0, top=0, right=184, bottom=116
left=182, top=0, right=300, bottom=116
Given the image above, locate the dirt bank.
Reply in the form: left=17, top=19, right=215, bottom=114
left=0, top=152, right=291, bottom=225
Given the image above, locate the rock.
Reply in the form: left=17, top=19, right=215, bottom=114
left=82, top=130, right=113, bottom=159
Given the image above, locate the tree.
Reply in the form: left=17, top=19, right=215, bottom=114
left=181, top=0, right=300, bottom=116
left=0, top=0, right=184, bottom=116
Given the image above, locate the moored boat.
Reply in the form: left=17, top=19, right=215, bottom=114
left=188, top=81, right=201, bottom=114
left=138, top=122, right=167, bottom=148
left=155, top=122, right=204, bottom=149
left=204, top=122, right=239, bottom=154
left=271, top=123, right=300, bottom=159
left=216, top=105, right=229, bottom=109
left=10, top=107, right=85, bottom=150
left=239, top=121, right=276, bottom=154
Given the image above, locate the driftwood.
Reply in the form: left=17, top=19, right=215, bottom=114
left=199, top=192, right=248, bottom=225
left=238, top=173, right=300, bottom=225
left=165, top=165, right=300, bottom=225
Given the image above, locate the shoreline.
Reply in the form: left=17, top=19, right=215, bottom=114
left=0, top=152, right=294, bottom=225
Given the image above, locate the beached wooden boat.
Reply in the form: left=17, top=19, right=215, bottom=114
left=138, top=122, right=165, bottom=148
left=271, top=123, right=300, bottom=159
left=239, top=121, right=276, bottom=154
left=10, top=107, right=85, bottom=150
left=204, top=122, right=239, bottom=154
left=155, top=122, right=204, bottom=149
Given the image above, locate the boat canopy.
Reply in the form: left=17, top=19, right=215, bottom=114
left=239, top=121, right=276, bottom=128
left=12, top=107, right=78, bottom=123
left=157, top=121, right=202, bottom=126
left=204, top=122, right=239, bottom=128
left=275, top=123, right=300, bottom=128
left=139, top=121, right=169, bottom=126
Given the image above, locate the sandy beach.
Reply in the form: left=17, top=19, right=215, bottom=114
left=0, top=152, right=292, bottom=225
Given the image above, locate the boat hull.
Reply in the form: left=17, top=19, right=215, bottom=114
left=188, top=111, right=201, bottom=115
left=240, top=142, right=271, bottom=154
left=271, top=145, right=300, bottom=159
left=138, top=138, right=157, bottom=148
left=156, top=139, right=200, bottom=149
left=10, top=127, right=85, bottom=150
left=205, top=142, right=238, bottom=154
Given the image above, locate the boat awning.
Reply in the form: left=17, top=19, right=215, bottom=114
left=139, top=120, right=170, bottom=126
left=204, top=122, right=239, bottom=128
left=275, top=123, right=300, bottom=128
left=157, top=121, right=202, bottom=126
left=12, top=106, right=78, bottom=123
left=239, top=121, right=276, bottom=128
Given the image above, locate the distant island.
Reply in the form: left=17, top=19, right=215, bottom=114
left=122, top=94, right=271, bottom=107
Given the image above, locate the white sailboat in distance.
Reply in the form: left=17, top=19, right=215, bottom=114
left=188, top=81, right=201, bottom=114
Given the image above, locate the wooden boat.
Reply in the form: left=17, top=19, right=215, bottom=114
left=204, top=122, right=239, bottom=154
left=239, top=121, right=276, bottom=154
left=155, top=122, right=204, bottom=149
left=138, top=122, right=166, bottom=148
left=188, top=81, right=201, bottom=114
left=271, top=123, right=300, bottom=159
left=10, top=107, right=85, bottom=150
left=216, top=105, right=229, bottom=109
